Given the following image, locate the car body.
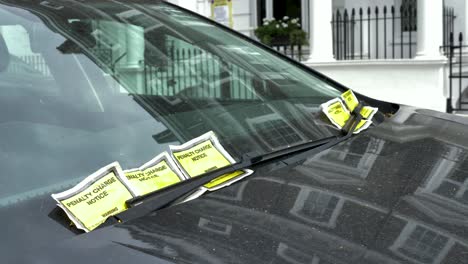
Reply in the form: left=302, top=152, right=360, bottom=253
left=1, top=1, right=467, bottom=264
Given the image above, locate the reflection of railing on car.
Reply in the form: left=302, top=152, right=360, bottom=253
left=143, top=46, right=257, bottom=100
left=7, top=54, right=51, bottom=76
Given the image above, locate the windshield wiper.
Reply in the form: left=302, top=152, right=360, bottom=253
left=116, top=106, right=365, bottom=222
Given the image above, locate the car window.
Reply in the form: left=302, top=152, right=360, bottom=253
left=0, top=1, right=343, bottom=206
left=0, top=24, right=58, bottom=95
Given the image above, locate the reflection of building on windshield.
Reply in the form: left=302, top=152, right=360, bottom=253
left=209, top=181, right=248, bottom=201
left=276, top=243, right=321, bottom=264
left=247, top=111, right=306, bottom=150
left=418, top=145, right=468, bottom=205
left=73, top=8, right=262, bottom=100
left=1, top=24, right=52, bottom=77
left=295, top=137, right=385, bottom=185
left=406, top=144, right=468, bottom=227
left=390, top=223, right=454, bottom=264
left=198, top=217, right=233, bottom=236
left=289, top=186, right=343, bottom=228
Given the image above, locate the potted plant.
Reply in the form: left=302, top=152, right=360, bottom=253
left=254, top=16, right=308, bottom=46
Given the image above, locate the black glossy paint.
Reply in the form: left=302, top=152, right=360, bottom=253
left=5, top=106, right=468, bottom=264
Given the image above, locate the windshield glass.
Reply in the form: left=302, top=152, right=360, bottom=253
left=0, top=0, right=342, bottom=205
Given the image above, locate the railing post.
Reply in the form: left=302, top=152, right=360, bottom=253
left=337, top=10, right=341, bottom=60
left=344, top=9, right=348, bottom=60
left=392, top=6, right=395, bottom=59
left=351, top=8, right=355, bottom=60
left=360, top=8, right=363, bottom=59
left=448, top=32, right=454, bottom=113
left=368, top=7, right=371, bottom=59
left=400, top=5, right=404, bottom=58
left=384, top=6, right=387, bottom=59
left=459, top=32, right=463, bottom=110
left=375, top=6, right=379, bottom=59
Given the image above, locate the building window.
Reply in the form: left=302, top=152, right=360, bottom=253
left=257, top=0, right=302, bottom=23
left=276, top=243, right=326, bottom=264
left=301, top=191, right=339, bottom=222
left=290, top=187, right=344, bottom=228
left=257, top=0, right=267, bottom=26
left=273, top=0, right=301, bottom=21
left=401, top=0, right=417, bottom=32
left=391, top=224, right=451, bottom=264
left=198, top=217, right=232, bottom=236
left=429, top=146, right=468, bottom=206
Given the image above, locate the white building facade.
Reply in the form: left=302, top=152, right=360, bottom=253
left=168, top=0, right=468, bottom=113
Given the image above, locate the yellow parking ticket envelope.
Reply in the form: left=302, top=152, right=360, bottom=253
left=354, top=119, right=373, bottom=134
left=182, top=169, right=254, bottom=202
left=320, top=98, right=351, bottom=129
left=51, top=162, right=136, bottom=232
left=341, top=90, right=359, bottom=112
left=204, top=169, right=254, bottom=191
left=124, top=152, right=186, bottom=196
left=360, top=106, right=378, bottom=120
left=170, top=131, right=236, bottom=178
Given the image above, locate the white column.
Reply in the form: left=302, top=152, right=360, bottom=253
left=415, top=0, right=445, bottom=59
left=266, top=0, right=274, bottom=19
left=307, top=0, right=335, bottom=62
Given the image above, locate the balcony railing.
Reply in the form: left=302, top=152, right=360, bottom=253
left=331, top=5, right=455, bottom=60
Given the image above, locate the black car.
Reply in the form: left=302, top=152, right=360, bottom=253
left=1, top=1, right=468, bottom=263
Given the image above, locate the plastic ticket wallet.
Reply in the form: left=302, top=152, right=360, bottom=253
left=124, top=152, right=186, bottom=197
left=170, top=131, right=236, bottom=178
left=340, top=89, right=360, bottom=112
left=321, top=90, right=378, bottom=134
left=360, top=106, right=378, bottom=120
left=171, top=131, right=254, bottom=201
left=51, top=162, right=136, bottom=232
left=321, top=98, right=351, bottom=128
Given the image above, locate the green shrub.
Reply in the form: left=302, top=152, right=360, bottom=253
left=254, top=17, right=308, bottom=46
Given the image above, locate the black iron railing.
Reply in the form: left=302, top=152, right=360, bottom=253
left=446, top=32, right=468, bottom=113
left=143, top=44, right=257, bottom=100
left=271, top=44, right=304, bottom=61
left=332, top=5, right=455, bottom=60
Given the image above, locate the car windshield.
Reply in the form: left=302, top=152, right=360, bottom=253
left=0, top=0, right=343, bottom=205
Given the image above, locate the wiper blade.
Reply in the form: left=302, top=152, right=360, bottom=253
left=116, top=104, right=366, bottom=223
left=117, top=135, right=344, bottom=222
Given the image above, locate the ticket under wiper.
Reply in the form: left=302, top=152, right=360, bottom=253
left=124, top=152, right=187, bottom=197
left=51, top=162, right=135, bottom=232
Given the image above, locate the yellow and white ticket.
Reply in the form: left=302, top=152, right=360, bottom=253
left=322, top=90, right=378, bottom=134
left=51, top=162, right=136, bottom=232
left=341, top=89, right=360, bottom=112
left=360, top=106, right=378, bottom=120
left=183, top=169, right=254, bottom=202
left=170, top=131, right=236, bottom=178
left=203, top=169, right=253, bottom=191
left=320, top=98, right=351, bottom=129
left=124, top=152, right=186, bottom=197
left=353, top=119, right=373, bottom=134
